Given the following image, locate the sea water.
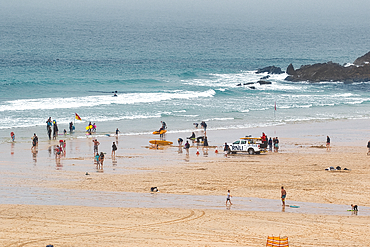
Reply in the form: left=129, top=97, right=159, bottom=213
left=1, top=1, right=370, bottom=143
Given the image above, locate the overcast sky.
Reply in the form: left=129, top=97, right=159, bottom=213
left=1, top=0, right=369, bottom=24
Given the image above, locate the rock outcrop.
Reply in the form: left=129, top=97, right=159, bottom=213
left=353, top=51, right=370, bottom=66
left=285, top=52, right=370, bottom=83
left=256, top=66, right=284, bottom=74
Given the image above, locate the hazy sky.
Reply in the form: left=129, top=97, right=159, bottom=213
left=2, top=0, right=369, bottom=25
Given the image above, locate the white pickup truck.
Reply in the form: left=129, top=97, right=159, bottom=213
left=227, top=137, right=262, bottom=155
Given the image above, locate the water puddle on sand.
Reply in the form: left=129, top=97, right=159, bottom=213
left=0, top=186, right=368, bottom=216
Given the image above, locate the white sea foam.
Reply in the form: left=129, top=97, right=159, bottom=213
left=0, top=90, right=216, bottom=112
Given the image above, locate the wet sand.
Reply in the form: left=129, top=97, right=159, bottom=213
left=1, top=119, right=370, bottom=246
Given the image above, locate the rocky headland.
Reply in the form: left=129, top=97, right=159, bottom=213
left=285, top=51, right=370, bottom=83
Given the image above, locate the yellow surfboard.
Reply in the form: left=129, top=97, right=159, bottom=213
left=149, top=140, right=173, bottom=145
left=152, top=130, right=167, bottom=135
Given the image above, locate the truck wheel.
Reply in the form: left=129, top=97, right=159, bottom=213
left=248, top=148, right=254, bottom=155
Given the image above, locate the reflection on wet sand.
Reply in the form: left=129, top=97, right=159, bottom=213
left=10, top=142, right=14, bottom=155
left=31, top=149, right=38, bottom=164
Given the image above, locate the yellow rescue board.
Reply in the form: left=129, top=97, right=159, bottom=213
left=149, top=140, right=173, bottom=145
left=152, top=130, right=167, bottom=135
left=240, top=137, right=262, bottom=140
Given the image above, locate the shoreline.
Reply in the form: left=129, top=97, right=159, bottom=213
left=1, top=118, right=370, bottom=246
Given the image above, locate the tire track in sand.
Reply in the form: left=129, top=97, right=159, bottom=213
left=5, top=209, right=205, bottom=247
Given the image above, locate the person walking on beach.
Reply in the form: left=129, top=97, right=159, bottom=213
left=274, top=137, right=279, bottom=152
left=112, top=142, right=117, bottom=157
left=53, top=121, right=58, bottom=140
left=99, top=152, right=105, bottom=166
left=201, top=121, right=207, bottom=133
left=268, top=137, right=272, bottom=151
left=226, top=190, right=232, bottom=206
left=31, top=133, right=38, bottom=150
left=10, top=132, right=15, bottom=142
left=93, top=139, right=100, bottom=153
left=46, top=117, right=52, bottom=132
left=326, top=136, right=331, bottom=150
left=281, top=186, right=286, bottom=206
left=161, top=121, right=167, bottom=130
left=116, top=128, right=120, bottom=136
left=224, top=142, right=230, bottom=157
left=94, top=152, right=100, bottom=165
left=367, top=140, right=370, bottom=155
left=203, top=136, right=208, bottom=146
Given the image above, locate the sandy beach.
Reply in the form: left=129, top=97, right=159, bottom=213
left=1, top=119, right=370, bottom=246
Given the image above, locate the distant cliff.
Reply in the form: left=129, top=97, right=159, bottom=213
left=285, top=51, right=370, bottom=83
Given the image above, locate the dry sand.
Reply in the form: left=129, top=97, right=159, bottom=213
left=1, top=119, right=370, bottom=246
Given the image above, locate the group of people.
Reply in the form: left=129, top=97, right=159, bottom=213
left=46, top=117, right=59, bottom=140
left=270, top=137, right=279, bottom=152
left=92, top=137, right=118, bottom=168
left=193, top=121, right=207, bottom=132
left=55, top=140, right=66, bottom=158
left=95, top=152, right=105, bottom=166
left=86, top=122, right=97, bottom=135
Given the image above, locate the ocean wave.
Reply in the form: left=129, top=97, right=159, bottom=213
left=0, top=89, right=216, bottom=112
left=182, top=70, right=315, bottom=92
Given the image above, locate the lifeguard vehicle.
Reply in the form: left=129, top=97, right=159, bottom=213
left=227, top=136, right=264, bottom=154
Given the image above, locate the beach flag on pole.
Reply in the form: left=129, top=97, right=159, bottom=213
left=75, top=113, right=82, bottom=121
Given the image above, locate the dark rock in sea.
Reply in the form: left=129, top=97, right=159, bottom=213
left=353, top=51, right=370, bottom=66
left=286, top=63, right=296, bottom=75
left=257, top=80, right=272, bottom=85
left=236, top=83, right=242, bottom=86
left=260, top=75, right=270, bottom=80
left=243, top=82, right=254, bottom=85
left=284, top=52, right=370, bottom=82
left=256, top=66, right=284, bottom=74
left=249, top=86, right=256, bottom=89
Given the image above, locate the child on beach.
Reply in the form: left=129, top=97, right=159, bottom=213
left=10, top=132, right=15, bottom=142
left=367, top=140, right=370, bottom=155
left=95, top=153, right=100, bottom=165
left=226, top=190, right=232, bottom=206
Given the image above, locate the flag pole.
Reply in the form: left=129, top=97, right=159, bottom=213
left=274, top=101, right=276, bottom=135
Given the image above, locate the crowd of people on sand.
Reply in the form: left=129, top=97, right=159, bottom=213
left=9, top=116, right=367, bottom=211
